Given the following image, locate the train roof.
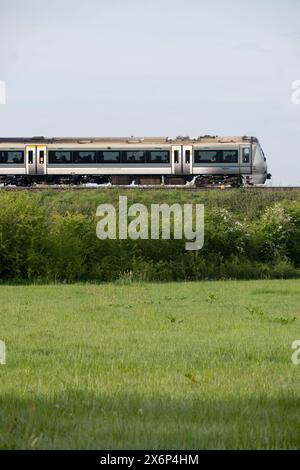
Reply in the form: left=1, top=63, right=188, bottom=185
left=0, top=136, right=259, bottom=145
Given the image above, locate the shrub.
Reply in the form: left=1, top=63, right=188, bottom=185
left=0, top=193, right=48, bottom=280
left=250, top=203, right=294, bottom=263
left=0, top=190, right=299, bottom=282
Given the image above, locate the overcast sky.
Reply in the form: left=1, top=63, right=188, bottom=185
left=0, top=0, right=300, bottom=185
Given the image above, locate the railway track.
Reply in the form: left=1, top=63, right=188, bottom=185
left=0, top=185, right=299, bottom=192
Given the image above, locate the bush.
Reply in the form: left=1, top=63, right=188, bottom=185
left=0, top=190, right=299, bottom=282
left=0, top=193, right=49, bottom=280
left=250, top=203, right=294, bottom=262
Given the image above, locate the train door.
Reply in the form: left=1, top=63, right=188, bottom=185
left=239, top=144, right=251, bottom=175
left=36, top=145, right=46, bottom=175
left=26, top=145, right=36, bottom=176
left=182, top=145, right=192, bottom=175
left=171, top=145, right=182, bottom=175
left=172, top=145, right=192, bottom=175
left=26, top=145, right=46, bottom=176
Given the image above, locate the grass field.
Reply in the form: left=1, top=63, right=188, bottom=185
left=0, top=279, right=300, bottom=449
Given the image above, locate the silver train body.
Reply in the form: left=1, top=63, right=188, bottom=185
left=0, top=135, right=271, bottom=186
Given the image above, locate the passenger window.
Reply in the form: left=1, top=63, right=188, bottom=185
left=123, top=151, right=145, bottom=163
left=194, top=150, right=218, bottom=163
left=28, top=150, right=33, bottom=164
left=48, top=151, right=72, bottom=164
left=174, top=150, right=179, bottom=164
left=73, top=151, right=96, bottom=164
left=148, top=151, right=170, bottom=163
left=0, top=151, right=24, bottom=164
left=98, top=151, right=121, bottom=163
left=242, top=148, right=250, bottom=164
left=185, top=149, right=190, bottom=164
left=220, top=150, right=238, bottom=163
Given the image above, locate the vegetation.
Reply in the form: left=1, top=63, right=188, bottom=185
left=0, top=280, right=300, bottom=449
left=0, top=188, right=300, bottom=281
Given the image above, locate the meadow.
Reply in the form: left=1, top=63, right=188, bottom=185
left=0, top=279, right=300, bottom=449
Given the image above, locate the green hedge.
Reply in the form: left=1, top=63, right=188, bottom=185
left=0, top=189, right=299, bottom=282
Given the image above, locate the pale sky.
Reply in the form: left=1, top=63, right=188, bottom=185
left=0, top=0, right=300, bottom=185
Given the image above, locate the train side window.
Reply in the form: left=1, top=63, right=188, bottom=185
left=174, top=150, right=179, bottom=164
left=242, top=148, right=250, bottom=164
left=98, top=151, right=121, bottom=163
left=194, top=150, right=218, bottom=163
left=123, top=151, right=146, bottom=163
left=28, top=150, right=33, bottom=164
left=220, top=150, right=238, bottom=163
left=39, top=150, right=44, bottom=164
left=0, top=151, right=24, bottom=164
left=0, top=151, right=8, bottom=163
left=73, top=151, right=96, bottom=164
left=185, top=149, right=190, bottom=164
left=9, top=151, right=24, bottom=164
left=148, top=151, right=170, bottom=163
left=48, top=151, right=72, bottom=164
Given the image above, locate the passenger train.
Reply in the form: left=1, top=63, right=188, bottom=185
left=0, top=135, right=271, bottom=186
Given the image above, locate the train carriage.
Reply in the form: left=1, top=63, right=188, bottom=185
left=0, top=135, right=271, bottom=186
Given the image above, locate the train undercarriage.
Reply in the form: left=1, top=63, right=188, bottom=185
left=0, top=174, right=246, bottom=187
